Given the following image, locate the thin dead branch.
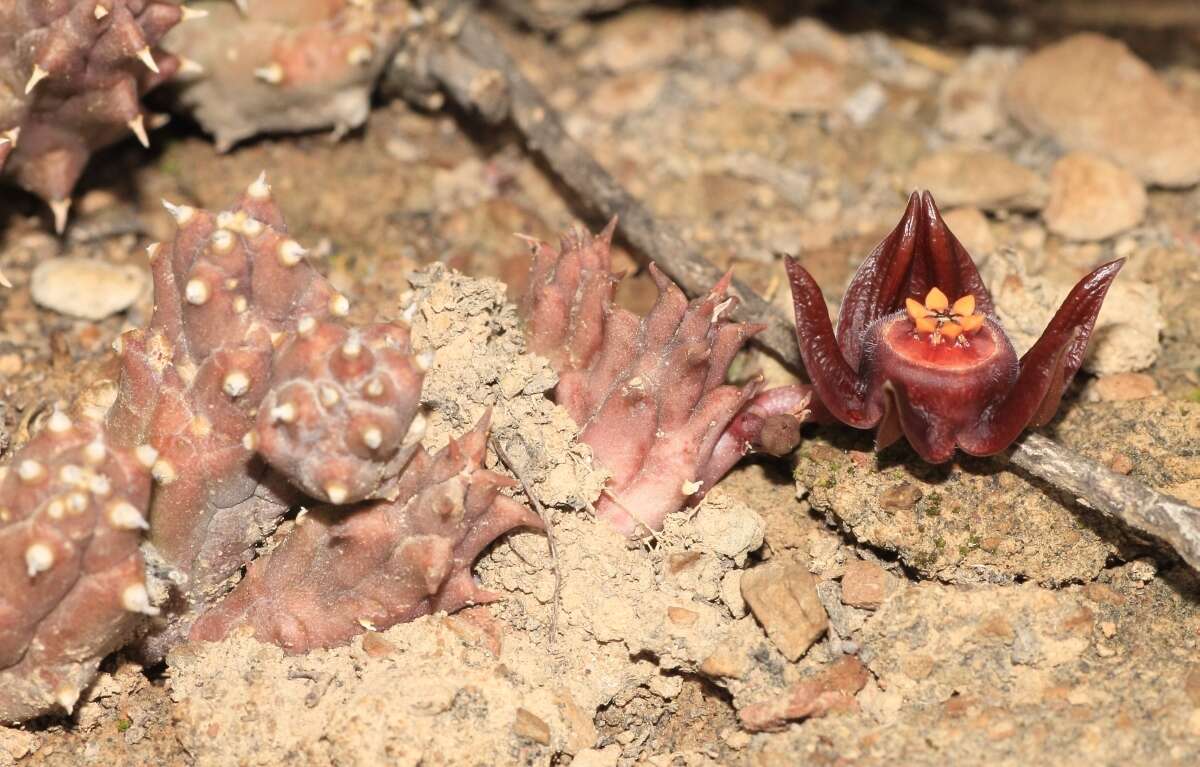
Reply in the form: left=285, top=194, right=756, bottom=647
left=1009, top=433, right=1200, bottom=572
left=490, top=436, right=562, bottom=643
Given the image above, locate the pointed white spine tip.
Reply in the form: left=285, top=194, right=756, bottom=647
left=145, top=242, right=161, bottom=261
left=191, top=414, right=211, bottom=439
left=681, top=479, right=704, bottom=495
left=248, top=171, right=270, bottom=199
left=121, top=583, right=160, bottom=615
left=241, top=217, right=264, bottom=236
left=297, top=316, right=316, bottom=335
left=357, top=617, right=377, bottom=631
left=66, top=491, right=88, bottom=514
left=47, top=410, right=72, bottom=433
left=415, top=350, right=434, bottom=372
left=711, top=297, right=734, bottom=324
left=89, top=474, right=112, bottom=497
left=151, top=458, right=177, bottom=485
left=94, top=4, right=109, bottom=19
left=50, top=198, right=71, bottom=235
left=242, top=430, right=258, bottom=451
left=109, top=501, right=149, bottom=530
left=364, top=378, right=384, bottom=398
left=181, top=5, right=209, bottom=21
left=25, top=64, right=48, bottom=95
left=135, top=444, right=159, bottom=469
left=56, top=685, right=80, bottom=714
left=278, top=239, right=305, bottom=266
left=58, top=464, right=83, bottom=485
left=223, top=371, right=250, bottom=397
left=233, top=296, right=248, bottom=314
left=270, top=402, right=297, bottom=424
left=347, top=44, right=373, bottom=67
left=2, top=127, right=19, bottom=147
left=18, top=459, right=44, bottom=483
left=319, top=385, right=340, bottom=407
left=341, top=338, right=362, bottom=358
left=162, top=199, right=195, bottom=225
left=403, top=412, right=427, bottom=447
left=254, top=63, right=284, bottom=85
left=84, top=440, right=107, bottom=465
left=361, top=426, right=383, bottom=450
left=25, top=543, right=54, bottom=577
left=127, top=114, right=150, bottom=148
left=136, top=47, right=159, bottom=73
left=330, top=294, right=350, bottom=317
left=325, top=482, right=348, bottom=505
left=211, top=229, right=234, bottom=253
left=184, top=278, right=209, bottom=306
left=174, top=54, right=204, bottom=76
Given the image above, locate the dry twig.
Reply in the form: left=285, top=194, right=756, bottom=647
left=1009, top=434, right=1200, bottom=572
left=490, top=437, right=562, bottom=642
left=411, top=1, right=1200, bottom=572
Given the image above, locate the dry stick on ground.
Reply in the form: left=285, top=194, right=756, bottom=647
left=421, top=0, right=802, bottom=372
left=491, top=437, right=562, bottom=642
left=1009, top=434, right=1200, bottom=572
left=417, top=4, right=1200, bottom=572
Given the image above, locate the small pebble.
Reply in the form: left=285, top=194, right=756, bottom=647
left=31, top=258, right=147, bottom=321
left=1043, top=152, right=1147, bottom=242
left=909, top=149, right=1046, bottom=211
left=1088, top=372, right=1159, bottom=402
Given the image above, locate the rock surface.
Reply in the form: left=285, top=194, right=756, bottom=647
left=942, top=207, right=996, bottom=256
left=30, top=258, right=147, bottom=320
left=740, top=560, right=829, bottom=661
left=937, top=47, right=1021, bottom=139
left=982, top=250, right=1164, bottom=374
left=1043, top=152, right=1147, bottom=241
left=909, top=149, right=1046, bottom=211
left=1006, top=33, right=1200, bottom=187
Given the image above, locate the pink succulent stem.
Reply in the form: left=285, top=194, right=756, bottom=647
left=190, top=415, right=543, bottom=653
left=521, top=221, right=802, bottom=536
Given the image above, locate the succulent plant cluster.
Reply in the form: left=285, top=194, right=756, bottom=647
left=0, top=182, right=1120, bottom=724
left=0, top=178, right=531, bottom=722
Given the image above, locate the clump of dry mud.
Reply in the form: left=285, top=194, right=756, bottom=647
left=795, top=398, right=1200, bottom=586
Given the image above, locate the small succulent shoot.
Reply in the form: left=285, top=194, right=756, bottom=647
left=521, top=220, right=808, bottom=536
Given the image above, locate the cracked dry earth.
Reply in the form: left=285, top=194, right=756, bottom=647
left=3, top=3, right=1200, bottom=767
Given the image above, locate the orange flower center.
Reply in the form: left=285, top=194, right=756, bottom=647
left=905, top=288, right=985, bottom=344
